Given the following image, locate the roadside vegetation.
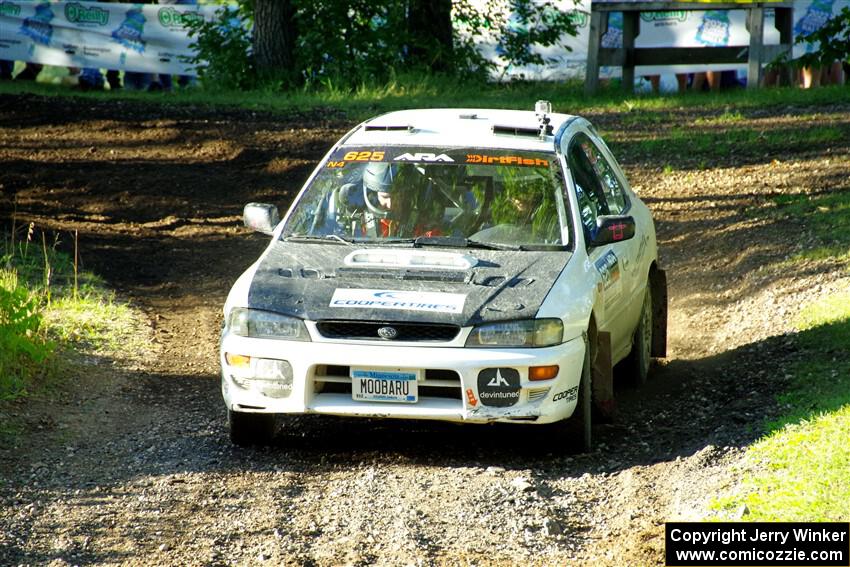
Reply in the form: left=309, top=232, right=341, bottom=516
left=0, top=223, right=139, bottom=406
left=714, top=290, right=850, bottom=520
left=711, top=187, right=850, bottom=519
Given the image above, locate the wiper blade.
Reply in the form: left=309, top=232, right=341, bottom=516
left=413, top=236, right=519, bottom=251
left=282, top=234, right=354, bottom=245
left=516, top=243, right=569, bottom=251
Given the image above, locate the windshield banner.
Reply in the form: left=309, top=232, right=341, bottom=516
left=326, top=148, right=554, bottom=168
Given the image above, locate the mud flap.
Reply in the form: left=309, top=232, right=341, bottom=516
left=592, top=331, right=616, bottom=420
left=650, top=268, right=668, bottom=358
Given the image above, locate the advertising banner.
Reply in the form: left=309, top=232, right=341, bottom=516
left=0, top=1, right=221, bottom=76
left=2, top=1, right=847, bottom=81
left=476, top=0, right=850, bottom=80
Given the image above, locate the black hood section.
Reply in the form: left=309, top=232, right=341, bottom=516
left=246, top=242, right=570, bottom=326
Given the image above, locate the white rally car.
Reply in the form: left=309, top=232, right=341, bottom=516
left=220, top=102, right=666, bottom=450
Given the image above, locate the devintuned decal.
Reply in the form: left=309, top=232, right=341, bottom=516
left=330, top=289, right=466, bottom=314
left=594, top=250, right=620, bottom=292
left=477, top=368, right=520, bottom=407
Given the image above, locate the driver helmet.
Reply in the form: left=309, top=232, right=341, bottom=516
left=363, top=162, right=398, bottom=217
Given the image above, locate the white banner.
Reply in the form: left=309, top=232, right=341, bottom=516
left=0, top=1, right=223, bottom=75
left=2, top=1, right=847, bottom=81
left=476, top=0, right=850, bottom=80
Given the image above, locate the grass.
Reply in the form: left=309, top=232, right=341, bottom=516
left=3, top=64, right=850, bottom=121
left=770, top=190, right=850, bottom=265
left=622, top=122, right=849, bottom=163
left=1, top=224, right=141, bottom=401
left=713, top=292, right=850, bottom=521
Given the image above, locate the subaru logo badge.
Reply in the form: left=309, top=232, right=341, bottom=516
left=377, top=326, right=398, bottom=340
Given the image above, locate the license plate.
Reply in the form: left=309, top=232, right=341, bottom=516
left=351, top=368, right=419, bottom=403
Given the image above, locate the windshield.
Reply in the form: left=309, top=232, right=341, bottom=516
left=281, top=147, right=569, bottom=249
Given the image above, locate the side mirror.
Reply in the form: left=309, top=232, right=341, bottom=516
left=243, top=203, right=280, bottom=235
left=589, top=215, right=636, bottom=246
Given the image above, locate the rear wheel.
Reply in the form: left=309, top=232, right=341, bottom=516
left=228, top=410, right=277, bottom=447
left=626, top=284, right=653, bottom=386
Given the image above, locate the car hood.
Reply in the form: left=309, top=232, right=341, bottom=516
left=246, top=242, right=571, bottom=326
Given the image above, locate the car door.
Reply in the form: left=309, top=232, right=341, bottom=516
left=564, top=131, right=641, bottom=359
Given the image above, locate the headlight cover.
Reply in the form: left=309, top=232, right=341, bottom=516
left=465, top=318, right=564, bottom=348
left=228, top=308, right=311, bottom=341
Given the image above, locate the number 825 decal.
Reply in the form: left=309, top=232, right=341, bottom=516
left=343, top=151, right=385, bottom=162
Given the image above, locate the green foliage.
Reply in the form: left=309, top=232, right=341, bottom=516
left=0, top=269, right=53, bottom=400
left=1, top=225, right=139, bottom=401
left=491, top=0, right=580, bottom=68
left=713, top=293, right=850, bottom=521
left=771, top=7, right=850, bottom=71
left=796, top=6, right=850, bottom=69
left=296, top=1, right=410, bottom=87
left=770, top=190, right=850, bottom=264
left=188, top=0, right=581, bottom=90
left=184, top=4, right=257, bottom=90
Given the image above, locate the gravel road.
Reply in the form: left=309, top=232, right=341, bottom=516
left=1, top=93, right=848, bottom=565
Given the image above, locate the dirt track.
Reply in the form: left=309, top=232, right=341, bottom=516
left=1, top=92, right=849, bottom=566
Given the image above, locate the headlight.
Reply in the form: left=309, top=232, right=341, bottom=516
left=465, top=319, right=563, bottom=348
left=228, top=308, right=311, bottom=341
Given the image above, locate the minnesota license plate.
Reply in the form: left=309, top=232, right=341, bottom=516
left=351, top=368, right=419, bottom=403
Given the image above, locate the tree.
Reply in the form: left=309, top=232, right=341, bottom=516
left=407, top=0, right=454, bottom=72
left=252, top=0, right=298, bottom=85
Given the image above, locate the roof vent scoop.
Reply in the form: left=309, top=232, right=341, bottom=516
left=364, top=124, right=413, bottom=132
left=535, top=100, right=554, bottom=136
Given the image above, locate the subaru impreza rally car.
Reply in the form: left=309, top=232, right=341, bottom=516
left=220, top=102, right=667, bottom=450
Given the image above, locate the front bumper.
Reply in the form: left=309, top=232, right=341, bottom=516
left=220, top=331, right=586, bottom=425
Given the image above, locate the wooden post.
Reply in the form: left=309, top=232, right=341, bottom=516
left=622, top=11, right=639, bottom=93
left=585, top=10, right=604, bottom=94
left=747, top=5, right=765, bottom=89
left=775, top=6, right=794, bottom=86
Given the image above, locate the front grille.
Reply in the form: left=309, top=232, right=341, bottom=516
left=316, top=321, right=460, bottom=342
left=313, top=365, right=462, bottom=400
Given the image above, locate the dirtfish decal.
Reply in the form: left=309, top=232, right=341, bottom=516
left=20, top=2, right=54, bottom=46
left=0, top=2, right=22, bottom=18
left=641, top=11, right=687, bottom=23
left=158, top=7, right=203, bottom=29
left=65, top=3, right=109, bottom=26
left=112, top=7, right=147, bottom=53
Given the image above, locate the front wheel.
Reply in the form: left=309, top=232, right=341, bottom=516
left=626, top=284, right=653, bottom=386
left=551, top=336, right=593, bottom=453
left=228, top=410, right=277, bottom=447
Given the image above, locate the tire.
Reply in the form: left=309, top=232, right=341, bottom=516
left=626, top=284, right=653, bottom=386
left=228, top=410, right=277, bottom=447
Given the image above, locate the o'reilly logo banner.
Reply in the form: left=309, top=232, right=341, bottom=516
left=65, top=3, right=109, bottom=26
